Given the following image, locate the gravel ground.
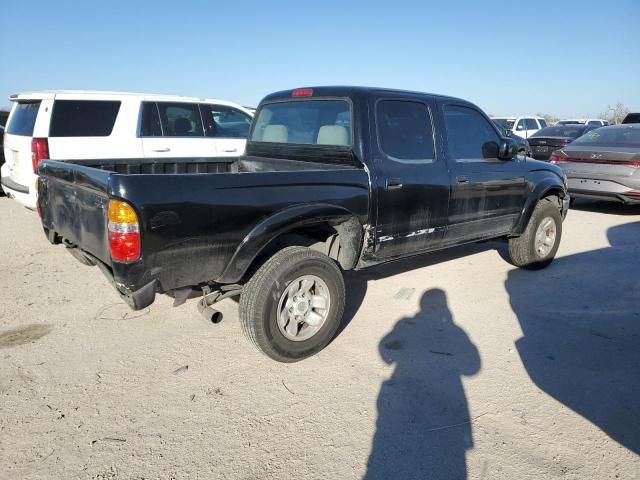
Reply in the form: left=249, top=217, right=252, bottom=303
left=0, top=196, right=638, bottom=480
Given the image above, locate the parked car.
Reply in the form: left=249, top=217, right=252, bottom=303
left=38, top=86, right=568, bottom=362
left=528, top=125, right=600, bottom=161
left=1, top=91, right=253, bottom=209
left=622, top=113, right=640, bottom=124
left=492, top=116, right=547, bottom=139
left=550, top=124, right=640, bottom=204
left=557, top=118, right=609, bottom=127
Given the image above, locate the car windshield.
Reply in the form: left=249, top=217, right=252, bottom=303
left=493, top=118, right=515, bottom=130
left=251, top=99, right=351, bottom=145
left=532, top=126, right=587, bottom=138
left=571, top=126, right=640, bottom=148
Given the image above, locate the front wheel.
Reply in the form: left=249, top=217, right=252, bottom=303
left=239, top=246, right=345, bottom=362
left=507, top=198, right=562, bottom=269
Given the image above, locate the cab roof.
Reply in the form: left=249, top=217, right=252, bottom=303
left=261, top=86, right=468, bottom=105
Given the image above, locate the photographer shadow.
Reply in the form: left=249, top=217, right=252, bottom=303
left=365, top=289, right=480, bottom=480
left=505, top=221, right=640, bottom=454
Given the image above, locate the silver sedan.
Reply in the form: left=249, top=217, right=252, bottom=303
left=550, top=125, right=640, bottom=204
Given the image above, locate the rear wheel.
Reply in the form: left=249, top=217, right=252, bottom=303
left=239, top=246, right=345, bottom=362
left=507, top=198, right=562, bottom=269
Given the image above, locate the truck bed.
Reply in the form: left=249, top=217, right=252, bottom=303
left=38, top=155, right=369, bottom=305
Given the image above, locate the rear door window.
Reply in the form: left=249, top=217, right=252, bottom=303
left=49, top=100, right=121, bottom=137
left=376, top=100, right=435, bottom=161
left=157, top=102, right=204, bottom=137
left=538, top=119, right=548, bottom=128
left=139, top=102, right=162, bottom=136
left=6, top=101, right=41, bottom=136
left=201, top=105, right=252, bottom=138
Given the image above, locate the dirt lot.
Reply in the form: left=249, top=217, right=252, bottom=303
left=0, top=196, right=638, bottom=480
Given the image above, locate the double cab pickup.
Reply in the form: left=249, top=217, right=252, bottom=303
left=38, top=86, right=569, bottom=362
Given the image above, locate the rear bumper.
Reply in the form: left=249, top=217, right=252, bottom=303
left=568, top=177, right=640, bottom=205
left=570, top=190, right=640, bottom=205
left=94, top=260, right=157, bottom=310
left=1, top=166, right=37, bottom=209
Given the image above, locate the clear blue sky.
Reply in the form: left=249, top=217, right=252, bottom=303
left=1, top=0, right=638, bottom=117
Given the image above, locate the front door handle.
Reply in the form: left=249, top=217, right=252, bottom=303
left=151, top=147, right=170, bottom=153
left=456, top=176, right=469, bottom=184
left=222, top=148, right=238, bottom=153
left=386, top=178, right=403, bottom=190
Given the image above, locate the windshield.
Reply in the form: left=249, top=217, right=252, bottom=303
left=571, top=126, right=640, bottom=148
left=251, top=100, right=351, bottom=145
left=532, top=126, right=587, bottom=138
left=492, top=118, right=515, bottom=130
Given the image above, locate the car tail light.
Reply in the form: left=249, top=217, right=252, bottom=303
left=107, top=199, right=140, bottom=262
left=549, top=153, right=566, bottom=164
left=31, top=138, right=49, bottom=173
left=292, top=88, right=313, bottom=97
left=626, top=190, right=640, bottom=196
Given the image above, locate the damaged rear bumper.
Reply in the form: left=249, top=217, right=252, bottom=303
left=93, top=261, right=157, bottom=310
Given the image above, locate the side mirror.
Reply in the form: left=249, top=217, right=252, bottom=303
left=498, top=138, right=518, bottom=160
left=516, top=124, right=524, bottom=131
left=482, top=141, right=499, bottom=159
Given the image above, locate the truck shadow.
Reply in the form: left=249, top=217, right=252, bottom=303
left=505, top=221, right=640, bottom=454
left=364, top=289, right=480, bottom=479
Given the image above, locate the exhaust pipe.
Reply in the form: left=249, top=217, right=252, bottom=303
left=198, top=299, right=223, bottom=324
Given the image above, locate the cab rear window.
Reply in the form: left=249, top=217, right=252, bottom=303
left=251, top=100, right=351, bottom=146
left=49, top=100, right=121, bottom=137
left=6, top=101, right=41, bottom=136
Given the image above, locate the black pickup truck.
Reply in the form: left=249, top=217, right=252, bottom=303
left=38, top=86, right=569, bottom=362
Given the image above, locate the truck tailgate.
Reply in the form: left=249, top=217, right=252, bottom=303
left=39, top=160, right=113, bottom=266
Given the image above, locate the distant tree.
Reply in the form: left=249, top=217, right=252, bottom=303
left=536, top=113, right=559, bottom=126
left=600, top=102, right=630, bottom=125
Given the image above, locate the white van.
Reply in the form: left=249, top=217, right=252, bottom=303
left=1, top=91, right=253, bottom=209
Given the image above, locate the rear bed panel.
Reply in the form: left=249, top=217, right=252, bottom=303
left=111, top=168, right=369, bottom=290
left=39, top=158, right=369, bottom=295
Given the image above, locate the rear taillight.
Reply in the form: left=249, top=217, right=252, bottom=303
left=107, top=199, right=140, bottom=262
left=31, top=138, right=49, bottom=173
left=549, top=153, right=565, bottom=164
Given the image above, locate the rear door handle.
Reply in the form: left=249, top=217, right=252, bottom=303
left=456, top=176, right=469, bottom=184
left=222, top=148, right=238, bottom=153
left=151, top=147, right=170, bottom=152
left=385, top=178, right=403, bottom=190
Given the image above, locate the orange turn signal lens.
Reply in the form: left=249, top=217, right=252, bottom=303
left=108, top=199, right=138, bottom=224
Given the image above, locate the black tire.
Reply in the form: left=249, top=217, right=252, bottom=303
left=239, top=246, right=345, bottom=362
left=507, top=198, right=562, bottom=270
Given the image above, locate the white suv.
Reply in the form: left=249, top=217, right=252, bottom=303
left=1, top=91, right=253, bottom=209
left=491, top=116, right=547, bottom=139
